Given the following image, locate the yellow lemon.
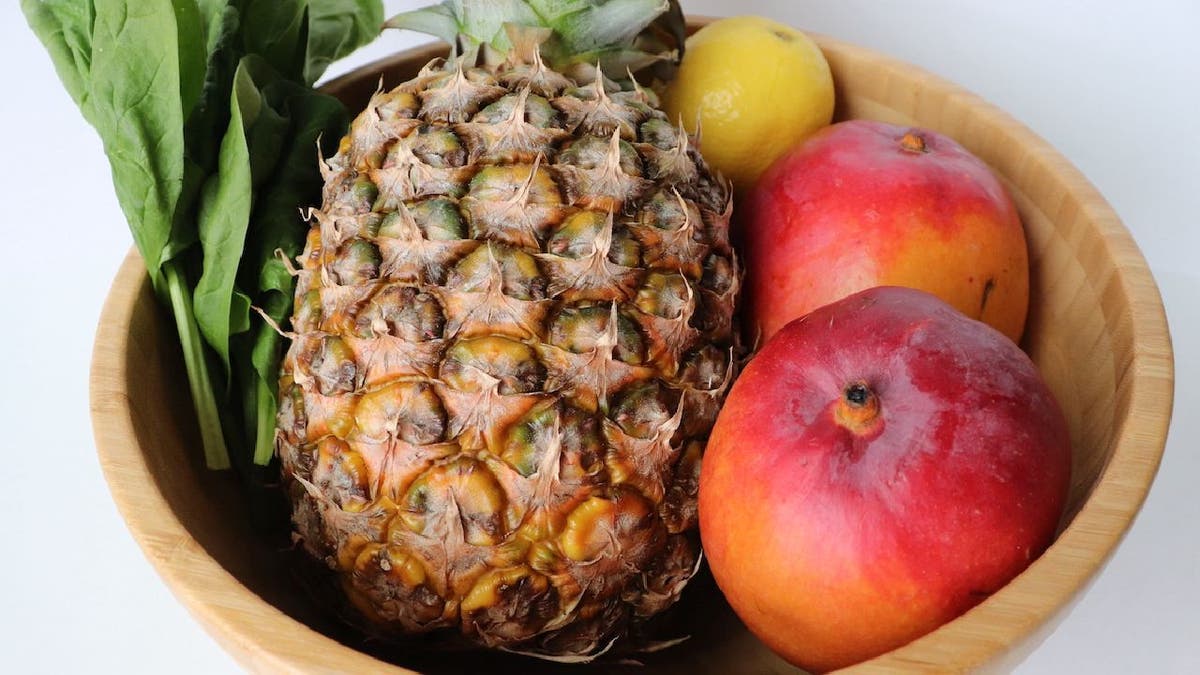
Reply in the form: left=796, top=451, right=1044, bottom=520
left=662, top=16, right=835, bottom=192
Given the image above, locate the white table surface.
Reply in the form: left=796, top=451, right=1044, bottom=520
left=2, top=0, right=1195, bottom=672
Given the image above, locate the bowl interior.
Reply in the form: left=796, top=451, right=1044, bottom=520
left=92, top=30, right=1172, bottom=675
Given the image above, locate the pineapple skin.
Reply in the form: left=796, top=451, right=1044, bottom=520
left=276, top=51, right=739, bottom=656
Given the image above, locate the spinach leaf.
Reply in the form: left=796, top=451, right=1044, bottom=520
left=305, top=0, right=386, bottom=85
left=25, top=0, right=385, bottom=472
left=242, top=84, right=347, bottom=464
left=85, top=0, right=190, bottom=290
left=173, top=0, right=208, bottom=118
left=240, top=0, right=308, bottom=83
left=194, top=56, right=291, bottom=375
left=21, top=1, right=95, bottom=108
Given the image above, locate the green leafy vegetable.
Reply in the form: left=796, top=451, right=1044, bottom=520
left=24, top=0, right=385, bottom=472
left=305, top=0, right=387, bottom=85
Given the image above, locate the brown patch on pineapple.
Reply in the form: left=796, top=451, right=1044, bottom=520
left=659, top=442, right=704, bottom=534
left=349, top=543, right=450, bottom=633
left=461, top=565, right=562, bottom=646
left=626, top=534, right=699, bottom=618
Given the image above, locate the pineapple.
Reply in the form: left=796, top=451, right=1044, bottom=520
left=276, top=0, right=739, bottom=657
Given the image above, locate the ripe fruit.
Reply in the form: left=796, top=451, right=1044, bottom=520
left=661, top=16, right=835, bottom=192
left=275, top=0, right=741, bottom=657
left=745, top=119, right=1029, bottom=344
left=699, top=286, right=1070, bottom=673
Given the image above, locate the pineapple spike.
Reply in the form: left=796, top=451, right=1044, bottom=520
left=251, top=305, right=297, bottom=340
left=509, top=150, right=543, bottom=207
left=316, top=138, right=335, bottom=182
left=274, top=247, right=301, bottom=277
left=673, top=118, right=690, bottom=155
left=671, top=188, right=695, bottom=234
left=600, top=127, right=627, bottom=184
left=626, top=67, right=650, bottom=103
left=531, top=406, right=564, bottom=504
left=510, top=86, right=531, bottom=126
left=592, top=61, right=612, bottom=102
left=593, top=210, right=616, bottom=259
left=600, top=300, right=622, bottom=355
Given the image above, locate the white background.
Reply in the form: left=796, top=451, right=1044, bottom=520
left=1, top=0, right=1196, bottom=672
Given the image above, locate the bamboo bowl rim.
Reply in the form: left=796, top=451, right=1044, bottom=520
left=90, top=32, right=1174, bottom=674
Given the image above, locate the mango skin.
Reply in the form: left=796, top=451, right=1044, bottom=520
left=743, top=120, right=1029, bottom=345
left=699, top=287, right=1070, bottom=673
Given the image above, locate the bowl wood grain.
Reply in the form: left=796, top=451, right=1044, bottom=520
left=90, top=24, right=1173, bottom=675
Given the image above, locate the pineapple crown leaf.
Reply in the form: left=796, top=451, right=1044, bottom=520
left=385, top=0, right=684, bottom=74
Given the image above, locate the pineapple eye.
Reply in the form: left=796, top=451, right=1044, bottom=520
left=350, top=178, right=380, bottom=211
left=315, top=437, right=371, bottom=511
left=276, top=383, right=308, bottom=444
left=441, top=336, right=545, bottom=395
left=409, top=126, right=466, bottom=168
left=310, top=336, right=359, bottom=396
left=330, top=238, right=381, bottom=285
left=360, top=283, right=445, bottom=341
left=678, top=344, right=731, bottom=392
left=558, top=489, right=654, bottom=562
left=639, top=118, right=680, bottom=149
left=292, top=289, right=323, bottom=333
left=558, top=134, right=642, bottom=176
left=473, top=91, right=558, bottom=128
left=354, top=381, right=447, bottom=445
left=638, top=189, right=693, bottom=230
left=547, top=211, right=603, bottom=257
left=408, top=197, right=467, bottom=240
left=468, top=163, right=562, bottom=205
left=607, top=228, right=642, bottom=267
left=701, top=253, right=736, bottom=294
left=546, top=210, right=642, bottom=267
left=635, top=271, right=691, bottom=319
left=501, top=401, right=604, bottom=480
left=400, top=457, right=508, bottom=547
left=447, top=243, right=546, bottom=301
left=610, top=382, right=675, bottom=439
left=375, top=90, right=420, bottom=120
left=547, top=304, right=644, bottom=365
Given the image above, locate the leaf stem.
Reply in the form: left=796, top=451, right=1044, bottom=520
left=252, top=374, right=277, bottom=466
left=165, top=260, right=232, bottom=470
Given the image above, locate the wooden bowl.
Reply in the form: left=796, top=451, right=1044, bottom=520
left=91, top=27, right=1173, bottom=675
